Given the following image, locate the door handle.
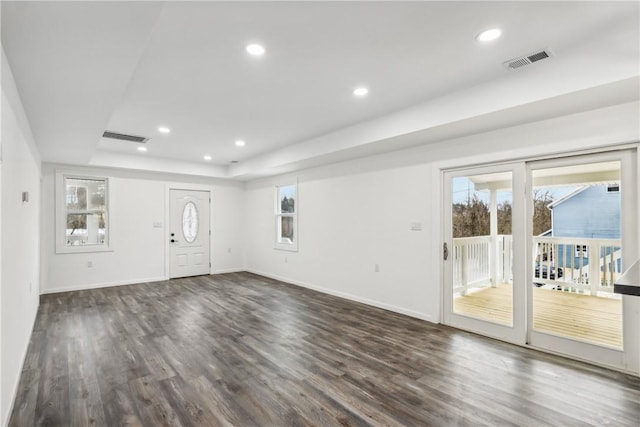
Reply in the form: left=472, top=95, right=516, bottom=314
left=443, top=242, right=449, bottom=261
left=171, top=239, right=179, bottom=243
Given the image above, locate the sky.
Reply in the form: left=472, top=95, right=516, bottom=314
left=451, top=176, right=575, bottom=205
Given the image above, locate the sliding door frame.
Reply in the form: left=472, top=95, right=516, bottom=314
left=439, top=145, right=639, bottom=375
left=525, top=149, right=639, bottom=373
left=442, top=162, right=527, bottom=345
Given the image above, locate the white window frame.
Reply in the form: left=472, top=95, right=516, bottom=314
left=55, top=171, right=112, bottom=254
left=274, top=181, right=298, bottom=252
left=574, top=244, right=588, bottom=258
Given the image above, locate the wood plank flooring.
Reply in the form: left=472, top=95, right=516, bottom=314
left=453, top=284, right=622, bottom=348
left=9, top=272, right=640, bottom=426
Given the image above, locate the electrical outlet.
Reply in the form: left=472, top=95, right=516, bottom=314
left=375, top=263, right=380, bottom=272
left=87, top=261, right=93, bottom=268
left=284, top=257, right=288, bottom=263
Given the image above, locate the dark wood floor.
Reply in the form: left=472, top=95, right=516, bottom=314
left=9, top=272, right=640, bottom=426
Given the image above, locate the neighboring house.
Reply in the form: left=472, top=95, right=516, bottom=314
left=549, top=184, right=621, bottom=239
left=546, top=184, right=621, bottom=270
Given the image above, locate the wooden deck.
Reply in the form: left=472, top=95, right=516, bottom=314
left=454, top=284, right=622, bottom=348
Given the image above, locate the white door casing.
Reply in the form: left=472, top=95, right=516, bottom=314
left=170, top=189, right=210, bottom=278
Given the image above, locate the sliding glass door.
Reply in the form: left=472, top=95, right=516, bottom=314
left=443, top=163, right=526, bottom=345
left=526, top=151, right=639, bottom=372
left=443, top=149, right=639, bottom=374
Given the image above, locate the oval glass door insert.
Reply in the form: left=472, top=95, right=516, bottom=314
left=182, top=201, right=199, bottom=243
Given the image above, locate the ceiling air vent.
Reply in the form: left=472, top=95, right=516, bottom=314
left=503, top=48, right=553, bottom=70
left=102, top=131, right=149, bottom=143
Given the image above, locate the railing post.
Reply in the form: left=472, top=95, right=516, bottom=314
left=589, top=242, right=600, bottom=296
left=489, top=189, right=498, bottom=287
left=497, top=235, right=503, bottom=284
left=461, top=244, right=468, bottom=296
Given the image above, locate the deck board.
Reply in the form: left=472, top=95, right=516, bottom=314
left=454, top=284, right=622, bottom=348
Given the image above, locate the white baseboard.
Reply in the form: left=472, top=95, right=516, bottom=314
left=40, top=269, right=436, bottom=322
left=40, top=276, right=167, bottom=295
left=3, top=302, right=38, bottom=427
left=41, top=269, right=247, bottom=294
left=212, top=268, right=245, bottom=274
left=246, top=269, right=435, bottom=323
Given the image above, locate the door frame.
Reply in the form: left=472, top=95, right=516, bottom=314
left=165, top=184, right=213, bottom=279
left=442, top=162, right=527, bottom=345
left=440, top=146, right=640, bottom=375
left=525, top=149, right=639, bottom=373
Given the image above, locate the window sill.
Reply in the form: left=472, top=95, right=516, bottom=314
left=56, top=245, right=113, bottom=255
left=274, top=243, right=298, bottom=252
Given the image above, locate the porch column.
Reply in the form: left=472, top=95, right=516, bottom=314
left=490, top=188, right=498, bottom=287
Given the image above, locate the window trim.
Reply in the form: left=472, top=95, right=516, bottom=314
left=55, top=171, right=113, bottom=254
left=274, top=181, right=298, bottom=252
left=575, top=244, right=588, bottom=259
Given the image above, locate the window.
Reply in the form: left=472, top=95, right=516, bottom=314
left=275, top=183, right=297, bottom=251
left=575, top=244, right=588, bottom=258
left=182, top=201, right=199, bottom=243
left=56, top=173, right=111, bottom=253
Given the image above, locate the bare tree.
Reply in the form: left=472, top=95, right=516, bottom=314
left=532, top=189, right=554, bottom=236
left=453, top=190, right=553, bottom=238
left=452, top=194, right=490, bottom=237
left=498, top=201, right=512, bottom=235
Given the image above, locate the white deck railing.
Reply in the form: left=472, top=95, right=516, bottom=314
left=533, top=237, right=622, bottom=295
left=453, top=235, right=512, bottom=295
left=453, top=236, right=621, bottom=296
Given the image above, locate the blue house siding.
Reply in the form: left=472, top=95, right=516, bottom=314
left=554, top=244, right=621, bottom=271
left=549, top=185, right=620, bottom=270
left=551, top=185, right=620, bottom=239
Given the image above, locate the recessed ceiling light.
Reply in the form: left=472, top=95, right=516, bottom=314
left=476, top=28, right=502, bottom=42
left=235, top=140, right=246, bottom=147
left=246, top=44, right=265, bottom=56
left=158, top=126, right=170, bottom=134
left=203, top=155, right=212, bottom=161
left=353, top=87, right=369, bottom=97
left=137, top=146, right=148, bottom=152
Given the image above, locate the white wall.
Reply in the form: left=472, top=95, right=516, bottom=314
left=211, top=184, right=246, bottom=272
left=40, top=165, right=245, bottom=293
left=246, top=163, right=436, bottom=320
left=1, top=49, right=42, bottom=426
left=244, top=101, right=640, bottom=324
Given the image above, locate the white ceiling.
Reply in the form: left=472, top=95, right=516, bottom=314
left=2, top=1, right=639, bottom=180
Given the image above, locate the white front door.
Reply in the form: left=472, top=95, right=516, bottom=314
left=169, top=189, right=210, bottom=278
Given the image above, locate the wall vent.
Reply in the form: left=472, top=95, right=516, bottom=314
left=503, top=48, right=553, bottom=70
left=102, top=131, right=149, bottom=143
